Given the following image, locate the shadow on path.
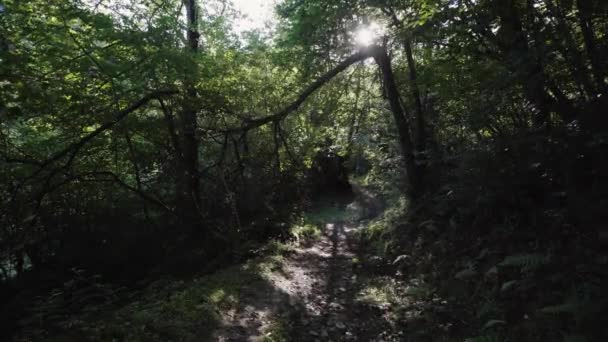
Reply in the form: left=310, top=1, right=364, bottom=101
left=214, top=196, right=397, bottom=342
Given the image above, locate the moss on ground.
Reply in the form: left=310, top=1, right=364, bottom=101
left=85, top=258, right=281, bottom=341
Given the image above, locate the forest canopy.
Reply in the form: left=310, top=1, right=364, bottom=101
left=1, top=0, right=607, bottom=341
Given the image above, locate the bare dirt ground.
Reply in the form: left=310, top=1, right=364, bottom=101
left=214, top=193, right=403, bottom=342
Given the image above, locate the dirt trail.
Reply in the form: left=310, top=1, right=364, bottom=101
left=214, top=195, right=398, bottom=342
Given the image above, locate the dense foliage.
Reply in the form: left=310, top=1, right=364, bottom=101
left=1, top=0, right=607, bottom=341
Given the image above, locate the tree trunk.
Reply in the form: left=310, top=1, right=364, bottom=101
left=382, top=7, right=429, bottom=173
left=383, top=7, right=428, bottom=155
left=372, top=46, right=421, bottom=198
left=178, top=0, right=201, bottom=229
left=575, top=0, right=607, bottom=96
left=346, top=69, right=362, bottom=157
left=404, top=38, right=427, bottom=163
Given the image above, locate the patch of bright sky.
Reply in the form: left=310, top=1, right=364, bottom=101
left=81, top=0, right=277, bottom=32
left=231, top=0, right=277, bottom=34
left=354, top=22, right=384, bottom=47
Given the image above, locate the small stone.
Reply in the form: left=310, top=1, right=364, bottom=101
left=310, top=331, right=319, bottom=336
left=335, top=322, right=346, bottom=329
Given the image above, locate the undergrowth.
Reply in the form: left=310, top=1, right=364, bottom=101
left=16, top=209, right=329, bottom=342
left=355, top=133, right=608, bottom=342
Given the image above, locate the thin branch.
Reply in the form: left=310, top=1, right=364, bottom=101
left=277, top=124, right=301, bottom=167
left=76, top=171, right=175, bottom=214
left=124, top=128, right=151, bottom=220
left=30, top=90, right=178, bottom=179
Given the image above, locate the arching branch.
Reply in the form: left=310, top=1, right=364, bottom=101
left=220, top=48, right=379, bottom=134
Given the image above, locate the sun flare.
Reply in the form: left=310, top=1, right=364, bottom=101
left=355, top=27, right=375, bottom=46
left=354, top=22, right=384, bottom=46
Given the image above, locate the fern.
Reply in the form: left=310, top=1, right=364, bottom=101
left=540, top=300, right=578, bottom=315
left=499, top=253, right=549, bottom=272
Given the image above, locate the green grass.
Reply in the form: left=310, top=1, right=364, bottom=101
left=290, top=223, right=322, bottom=244
left=356, top=276, right=400, bottom=305
left=286, top=201, right=352, bottom=245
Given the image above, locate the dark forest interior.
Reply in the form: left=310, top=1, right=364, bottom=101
left=1, top=0, right=607, bottom=341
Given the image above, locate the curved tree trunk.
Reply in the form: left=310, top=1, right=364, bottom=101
left=372, top=46, right=421, bottom=198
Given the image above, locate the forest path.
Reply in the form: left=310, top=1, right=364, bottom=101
left=214, top=190, right=400, bottom=342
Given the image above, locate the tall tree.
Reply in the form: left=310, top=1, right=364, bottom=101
left=372, top=45, right=421, bottom=197
left=177, top=0, right=202, bottom=229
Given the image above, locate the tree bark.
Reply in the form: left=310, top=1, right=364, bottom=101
left=178, top=0, right=201, bottom=228
left=383, top=7, right=427, bottom=152
left=404, top=38, right=427, bottom=161
left=381, top=7, right=428, bottom=181
left=346, top=68, right=362, bottom=157
left=372, top=46, right=421, bottom=198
